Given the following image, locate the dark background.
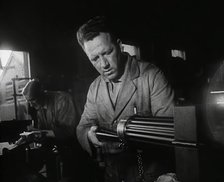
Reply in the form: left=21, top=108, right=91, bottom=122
left=1, top=2, right=224, bottom=181
left=1, top=0, right=224, bottom=104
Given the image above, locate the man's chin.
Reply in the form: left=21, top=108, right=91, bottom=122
left=105, top=74, right=117, bottom=81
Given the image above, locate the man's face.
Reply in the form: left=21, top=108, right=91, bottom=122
left=27, top=98, right=41, bottom=110
left=83, top=33, right=122, bottom=81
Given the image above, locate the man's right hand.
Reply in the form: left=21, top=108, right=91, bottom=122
left=88, top=126, right=103, bottom=147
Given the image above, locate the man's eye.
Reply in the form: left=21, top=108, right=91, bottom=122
left=106, top=49, right=113, bottom=55
left=92, top=56, right=99, bottom=62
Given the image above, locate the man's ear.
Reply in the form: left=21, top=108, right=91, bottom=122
left=117, top=39, right=123, bottom=52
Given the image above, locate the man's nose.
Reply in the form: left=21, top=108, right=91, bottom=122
left=100, top=56, right=109, bottom=69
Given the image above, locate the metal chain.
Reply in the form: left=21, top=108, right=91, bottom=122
left=136, top=149, right=145, bottom=182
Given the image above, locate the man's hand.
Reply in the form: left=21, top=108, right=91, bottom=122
left=41, top=130, right=55, bottom=138
left=88, top=126, right=103, bottom=147
left=20, top=130, right=48, bottom=142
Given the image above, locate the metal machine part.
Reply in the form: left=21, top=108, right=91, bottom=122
left=204, top=61, right=224, bottom=147
left=116, top=116, right=175, bottom=145
left=96, top=115, right=175, bottom=146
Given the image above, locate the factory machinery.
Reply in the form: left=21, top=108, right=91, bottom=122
left=95, top=61, right=224, bottom=182
left=96, top=105, right=224, bottom=182
left=2, top=106, right=224, bottom=182
left=2, top=61, right=224, bottom=182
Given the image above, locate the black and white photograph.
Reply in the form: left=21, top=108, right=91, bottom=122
left=1, top=0, right=224, bottom=182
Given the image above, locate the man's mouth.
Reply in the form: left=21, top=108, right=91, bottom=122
left=104, top=69, right=113, bottom=76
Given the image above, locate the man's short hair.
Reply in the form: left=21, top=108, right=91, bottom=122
left=22, top=79, right=43, bottom=101
left=76, top=16, right=117, bottom=49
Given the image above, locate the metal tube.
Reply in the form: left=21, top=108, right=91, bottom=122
left=96, top=131, right=119, bottom=140
left=128, top=120, right=174, bottom=127
left=126, top=124, right=174, bottom=133
left=129, top=116, right=173, bottom=122
left=12, top=78, right=18, bottom=120
left=126, top=132, right=174, bottom=142
left=126, top=128, right=174, bottom=137
left=126, top=127, right=174, bottom=135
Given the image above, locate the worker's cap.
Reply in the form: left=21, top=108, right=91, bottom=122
left=22, top=79, right=43, bottom=101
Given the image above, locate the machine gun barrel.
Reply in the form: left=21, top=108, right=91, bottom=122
left=96, top=116, right=175, bottom=145
left=129, top=116, right=173, bottom=122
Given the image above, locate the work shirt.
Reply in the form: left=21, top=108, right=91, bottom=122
left=107, top=75, right=124, bottom=108
left=77, top=53, right=174, bottom=155
left=37, top=91, right=78, bottom=145
left=77, top=53, right=175, bottom=182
